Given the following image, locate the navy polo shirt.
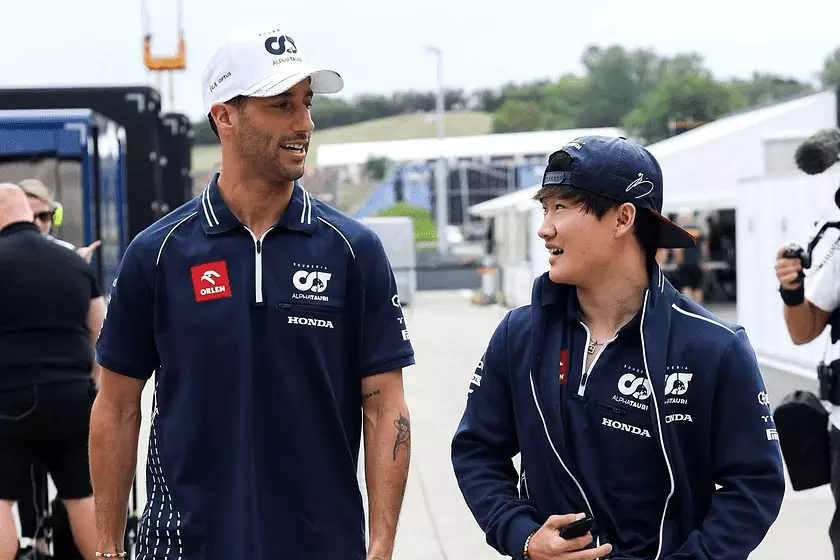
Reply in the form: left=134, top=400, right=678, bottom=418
left=95, top=174, right=415, bottom=560
left=552, top=298, right=669, bottom=557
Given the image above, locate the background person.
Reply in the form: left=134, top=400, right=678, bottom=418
left=16, top=177, right=101, bottom=558
left=18, top=179, right=101, bottom=263
left=776, top=239, right=840, bottom=558
left=671, top=213, right=708, bottom=304
left=0, top=184, right=104, bottom=560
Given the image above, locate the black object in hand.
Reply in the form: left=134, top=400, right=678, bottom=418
left=558, top=516, right=594, bottom=540
left=783, top=244, right=809, bottom=282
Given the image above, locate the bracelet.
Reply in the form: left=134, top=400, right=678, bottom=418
left=523, top=529, right=537, bottom=560
left=95, top=553, right=127, bottom=558
left=779, top=284, right=805, bottom=306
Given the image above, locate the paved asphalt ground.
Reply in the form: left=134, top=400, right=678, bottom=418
left=16, top=292, right=832, bottom=558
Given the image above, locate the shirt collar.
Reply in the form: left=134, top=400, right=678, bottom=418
left=0, top=221, right=39, bottom=236
left=199, top=173, right=319, bottom=236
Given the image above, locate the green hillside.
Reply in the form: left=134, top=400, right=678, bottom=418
left=191, top=110, right=492, bottom=171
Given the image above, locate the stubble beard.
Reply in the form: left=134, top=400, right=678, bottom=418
left=238, top=118, right=305, bottom=186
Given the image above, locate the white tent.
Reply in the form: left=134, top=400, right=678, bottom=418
left=469, top=186, right=546, bottom=309
left=652, top=90, right=837, bottom=213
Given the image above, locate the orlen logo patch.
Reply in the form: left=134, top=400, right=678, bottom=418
left=191, top=261, right=232, bottom=303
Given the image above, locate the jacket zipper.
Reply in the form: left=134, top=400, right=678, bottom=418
left=639, top=290, right=675, bottom=560
left=244, top=226, right=274, bottom=305
left=528, top=372, right=599, bottom=547
left=577, top=322, right=616, bottom=397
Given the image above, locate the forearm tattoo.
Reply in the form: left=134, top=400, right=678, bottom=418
left=392, top=413, right=410, bottom=461
left=362, top=389, right=381, bottom=400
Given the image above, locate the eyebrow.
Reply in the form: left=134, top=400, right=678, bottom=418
left=277, top=89, right=314, bottom=99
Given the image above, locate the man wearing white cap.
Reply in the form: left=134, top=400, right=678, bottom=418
left=90, top=25, right=414, bottom=560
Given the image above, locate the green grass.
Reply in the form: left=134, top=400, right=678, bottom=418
left=192, top=144, right=222, bottom=172
left=190, top=111, right=492, bottom=171
left=375, top=201, right=437, bottom=242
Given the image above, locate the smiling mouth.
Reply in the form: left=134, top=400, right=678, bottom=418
left=280, top=144, right=306, bottom=154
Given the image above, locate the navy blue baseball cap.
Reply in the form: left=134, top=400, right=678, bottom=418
left=541, top=135, right=696, bottom=248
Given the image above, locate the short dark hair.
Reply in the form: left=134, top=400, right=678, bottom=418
left=207, top=96, right=249, bottom=138
left=534, top=151, right=660, bottom=259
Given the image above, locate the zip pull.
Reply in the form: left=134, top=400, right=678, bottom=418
left=256, top=240, right=262, bottom=253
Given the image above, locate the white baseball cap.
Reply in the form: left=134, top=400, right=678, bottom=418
left=201, top=25, right=344, bottom=115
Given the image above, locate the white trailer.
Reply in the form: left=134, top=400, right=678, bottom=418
left=360, top=216, right=417, bottom=306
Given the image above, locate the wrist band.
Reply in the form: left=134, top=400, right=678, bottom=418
left=523, top=529, right=537, bottom=560
left=95, top=553, right=127, bottom=558
left=779, top=284, right=805, bottom=306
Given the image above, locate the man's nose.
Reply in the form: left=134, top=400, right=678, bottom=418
left=538, top=216, right=555, bottom=240
left=293, top=107, right=314, bottom=135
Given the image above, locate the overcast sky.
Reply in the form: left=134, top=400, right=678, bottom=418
left=2, top=0, right=838, bottom=121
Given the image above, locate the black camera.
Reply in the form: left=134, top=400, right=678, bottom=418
left=783, top=221, right=840, bottom=284
left=783, top=245, right=811, bottom=283
left=818, top=360, right=840, bottom=405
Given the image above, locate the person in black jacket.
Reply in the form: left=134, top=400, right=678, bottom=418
left=0, top=184, right=104, bottom=560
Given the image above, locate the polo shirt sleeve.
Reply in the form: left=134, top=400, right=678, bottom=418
left=355, top=231, right=416, bottom=378
left=95, top=236, right=159, bottom=380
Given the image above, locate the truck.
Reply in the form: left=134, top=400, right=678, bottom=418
left=0, top=85, right=166, bottom=240
left=0, top=108, right=129, bottom=293
left=159, top=112, right=195, bottom=212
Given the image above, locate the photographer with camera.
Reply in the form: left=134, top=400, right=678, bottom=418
left=777, top=236, right=840, bottom=557
left=772, top=125, right=840, bottom=558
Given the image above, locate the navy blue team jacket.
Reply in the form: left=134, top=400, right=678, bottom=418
left=451, top=265, right=784, bottom=560
left=96, top=174, right=415, bottom=559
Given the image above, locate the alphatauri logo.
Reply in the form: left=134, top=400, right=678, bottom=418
left=292, top=264, right=332, bottom=302
left=618, top=373, right=652, bottom=401
left=665, top=372, right=693, bottom=396
left=288, top=316, right=334, bottom=329
left=191, top=261, right=232, bottom=303
left=602, top=417, right=651, bottom=438
left=293, top=270, right=331, bottom=292
left=264, top=35, right=298, bottom=56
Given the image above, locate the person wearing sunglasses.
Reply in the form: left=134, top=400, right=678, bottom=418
left=18, top=179, right=101, bottom=263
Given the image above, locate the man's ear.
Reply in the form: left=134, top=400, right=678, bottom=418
left=615, top=202, right=637, bottom=238
left=210, top=103, right=235, bottom=135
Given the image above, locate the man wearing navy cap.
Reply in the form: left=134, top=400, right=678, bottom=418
left=451, top=136, right=784, bottom=560
left=89, top=24, right=414, bottom=560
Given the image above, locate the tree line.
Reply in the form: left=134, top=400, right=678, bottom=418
left=192, top=45, right=840, bottom=146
